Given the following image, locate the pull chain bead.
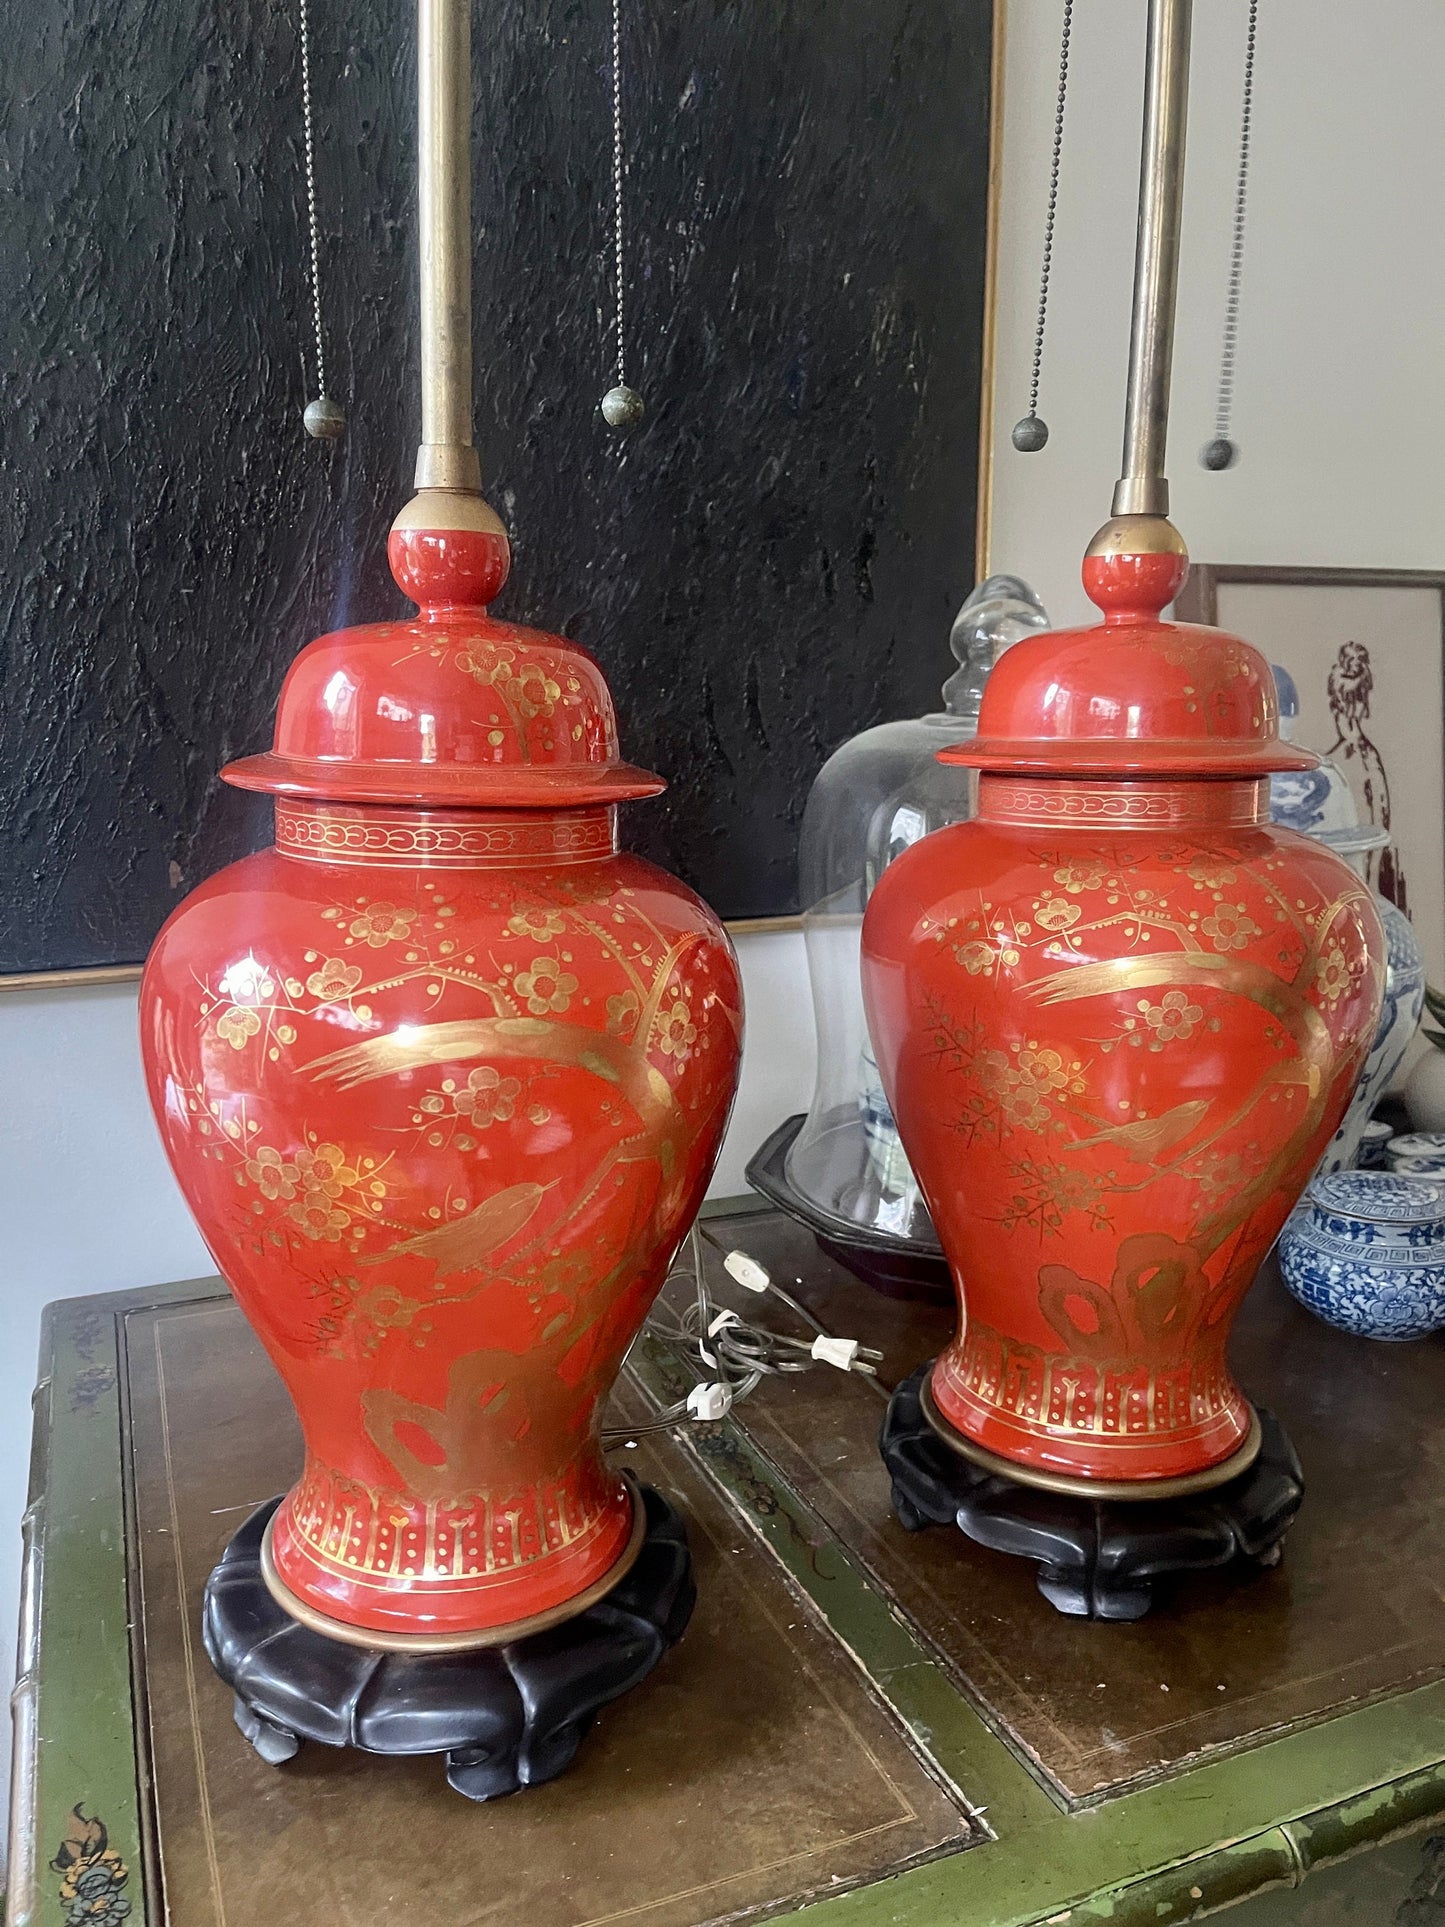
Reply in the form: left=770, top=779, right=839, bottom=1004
left=1012, top=0, right=1074, bottom=455
left=1201, top=0, right=1259, bottom=472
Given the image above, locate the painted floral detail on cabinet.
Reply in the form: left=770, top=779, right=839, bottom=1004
left=52, top=1806, right=132, bottom=1927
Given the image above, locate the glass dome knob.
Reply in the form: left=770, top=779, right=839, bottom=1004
left=941, top=575, right=1051, bottom=723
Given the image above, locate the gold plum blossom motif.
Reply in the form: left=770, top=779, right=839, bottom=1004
left=1138, top=990, right=1203, bottom=1044
left=1183, top=1149, right=1251, bottom=1203
left=507, top=907, right=566, bottom=943
left=215, top=1005, right=261, bottom=1050
left=1053, top=859, right=1109, bottom=895
left=311, top=1275, right=424, bottom=1359
left=657, top=1000, right=697, bottom=1062
left=504, top=663, right=563, bottom=720
left=977, top=1043, right=1083, bottom=1134
left=924, top=1002, right=1092, bottom=1147
left=447, top=1066, right=522, bottom=1128
left=1033, top=897, right=1082, bottom=933
left=1017, top=1046, right=1073, bottom=1094
left=306, top=957, right=363, bottom=1000
left=514, top=955, right=578, bottom=1014
left=348, top=902, right=417, bottom=949
left=290, top=1143, right=362, bottom=1241
left=606, top=989, right=641, bottom=1035
left=1201, top=904, right=1263, bottom=952
left=1186, top=855, right=1239, bottom=890
left=230, top=1131, right=388, bottom=1251
left=952, top=923, right=1023, bottom=976
left=244, top=1145, right=299, bottom=1200
left=977, top=1051, right=1051, bottom=1132
left=993, top=1155, right=1112, bottom=1236
left=1315, top=944, right=1354, bottom=1007
left=457, top=649, right=564, bottom=722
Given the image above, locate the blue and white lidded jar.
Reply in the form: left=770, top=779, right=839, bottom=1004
left=1279, top=1170, right=1445, bottom=1340
left=1269, top=667, right=1426, bottom=1174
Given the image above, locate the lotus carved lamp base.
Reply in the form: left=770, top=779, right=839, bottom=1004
left=203, top=1484, right=694, bottom=1801
left=880, top=1365, right=1303, bottom=1620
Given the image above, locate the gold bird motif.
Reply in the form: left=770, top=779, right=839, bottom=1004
left=359, top=1180, right=553, bottom=1274
left=1071, top=1099, right=1210, bottom=1158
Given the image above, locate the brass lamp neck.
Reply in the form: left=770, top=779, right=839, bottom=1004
left=1112, top=0, right=1192, bottom=521
left=413, top=0, right=481, bottom=495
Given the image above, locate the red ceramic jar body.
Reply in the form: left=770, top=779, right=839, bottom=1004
left=140, top=515, right=742, bottom=1641
left=142, top=799, right=740, bottom=1637
left=860, top=541, right=1383, bottom=1489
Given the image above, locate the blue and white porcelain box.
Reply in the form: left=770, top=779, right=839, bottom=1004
left=1279, top=1170, right=1445, bottom=1341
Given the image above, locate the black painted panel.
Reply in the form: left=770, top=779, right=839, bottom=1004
left=1, top=0, right=991, bottom=971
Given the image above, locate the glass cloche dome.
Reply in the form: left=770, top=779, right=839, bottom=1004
left=748, top=575, right=1049, bottom=1293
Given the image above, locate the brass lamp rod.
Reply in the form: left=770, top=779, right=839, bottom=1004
left=413, top=0, right=482, bottom=495
left=1112, top=0, right=1192, bottom=521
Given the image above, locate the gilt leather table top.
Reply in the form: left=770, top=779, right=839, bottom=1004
left=685, top=1209, right=1445, bottom=1802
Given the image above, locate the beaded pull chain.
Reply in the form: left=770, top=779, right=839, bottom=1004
left=299, top=0, right=344, bottom=442
left=1201, top=0, right=1259, bottom=471
left=1012, top=0, right=1074, bottom=455
left=600, top=0, right=644, bottom=429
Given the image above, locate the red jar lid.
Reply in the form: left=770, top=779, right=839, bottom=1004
left=939, top=518, right=1316, bottom=779
left=224, top=492, right=665, bottom=808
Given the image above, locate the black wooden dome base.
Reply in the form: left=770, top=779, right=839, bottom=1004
left=880, top=1363, right=1304, bottom=1620
left=202, top=1485, right=694, bottom=1801
left=745, top=1113, right=953, bottom=1304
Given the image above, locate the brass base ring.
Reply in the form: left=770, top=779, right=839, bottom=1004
left=919, top=1373, right=1263, bottom=1502
left=259, top=1472, right=649, bottom=1653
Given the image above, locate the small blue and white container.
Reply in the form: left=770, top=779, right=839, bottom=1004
left=1385, top=1131, right=1445, bottom=1176
left=1279, top=1171, right=1445, bottom=1340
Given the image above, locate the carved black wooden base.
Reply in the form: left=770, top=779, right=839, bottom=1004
left=880, top=1364, right=1304, bottom=1620
left=202, top=1485, right=694, bottom=1801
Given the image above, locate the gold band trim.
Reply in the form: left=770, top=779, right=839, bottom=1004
left=920, top=1372, right=1262, bottom=1501
left=259, top=1473, right=648, bottom=1651
left=979, top=775, right=1267, bottom=831
left=275, top=798, right=616, bottom=869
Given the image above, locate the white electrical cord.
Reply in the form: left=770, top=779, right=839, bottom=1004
left=601, top=1224, right=882, bottom=1448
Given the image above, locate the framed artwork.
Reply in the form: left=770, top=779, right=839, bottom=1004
left=1177, top=565, right=1445, bottom=986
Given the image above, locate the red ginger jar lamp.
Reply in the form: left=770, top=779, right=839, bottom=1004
left=861, top=0, right=1382, bottom=1611
left=861, top=519, right=1383, bottom=1494
left=140, top=505, right=741, bottom=1646
left=138, top=0, right=741, bottom=1682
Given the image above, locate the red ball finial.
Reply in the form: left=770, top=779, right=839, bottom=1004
left=1081, top=514, right=1189, bottom=623
left=387, top=490, right=511, bottom=613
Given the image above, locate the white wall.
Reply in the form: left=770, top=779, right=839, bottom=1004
left=989, top=0, right=1445, bottom=621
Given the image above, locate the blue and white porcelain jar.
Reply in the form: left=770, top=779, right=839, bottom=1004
left=1270, top=668, right=1426, bottom=1173
left=1279, top=1170, right=1445, bottom=1340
